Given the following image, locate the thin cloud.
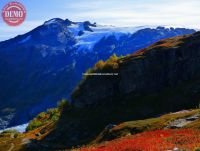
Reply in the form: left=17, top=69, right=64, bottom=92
left=62, top=0, right=200, bottom=27
left=0, top=0, right=200, bottom=41
left=0, top=20, right=44, bottom=41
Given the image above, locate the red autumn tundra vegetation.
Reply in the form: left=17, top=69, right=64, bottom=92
left=80, top=129, right=200, bottom=151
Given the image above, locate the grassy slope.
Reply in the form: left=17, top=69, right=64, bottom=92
left=93, top=109, right=200, bottom=143
left=0, top=108, right=200, bottom=150
left=0, top=122, right=56, bottom=151
left=77, top=109, right=200, bottom=150
left=0, top=106, right=61, bottom=151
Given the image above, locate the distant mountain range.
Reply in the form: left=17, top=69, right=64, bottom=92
left=0, top=18, right=196, bottom=129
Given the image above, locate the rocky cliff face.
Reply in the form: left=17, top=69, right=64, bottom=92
left=72, top=32, right=200, bottom=107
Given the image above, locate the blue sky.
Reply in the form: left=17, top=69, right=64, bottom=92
left=0, top=0, right=200, bottom=41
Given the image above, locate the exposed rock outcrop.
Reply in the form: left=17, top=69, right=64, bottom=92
left=72, top=32, right=200, bottom=107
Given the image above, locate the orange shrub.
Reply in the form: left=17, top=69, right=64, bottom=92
left=94, top=54, right=119, bottom=71
left=95, top=60, right=105, bottom=70
left=80, top=129, right=200, bottom=151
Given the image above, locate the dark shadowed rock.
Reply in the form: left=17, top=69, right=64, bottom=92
left=72, top=32, right=200, bottom=107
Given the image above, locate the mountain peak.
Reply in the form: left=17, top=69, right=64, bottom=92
left=83, top=21, right=97, bottom=27
left=44, top=18, right=65, bottom=25
left=65, top=18, right=74, bottom=26
left=43, top=18, right=96, bottom=28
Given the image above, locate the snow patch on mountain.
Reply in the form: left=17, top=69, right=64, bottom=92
left=0, top=123, right=28, bottom=133
left=72, top=25, right=151, bottom=51
left=68, top=23, right=85, bottom=36
left=40, top=18, right=197, bottom=52
left=44, top=18, right=59, bottom=25
left=18, top=35, right=31, bottom=44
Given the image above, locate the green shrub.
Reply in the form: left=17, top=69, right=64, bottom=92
left=14, top=133, right=19, bottom=138
left=1, top=129, right=19, bottom=134
left=1, top=129, right=21, bottom=138
left=107, top=53, right=118, bottom=62
left=26, top=120, right=42, bottom=131
left=38, top=112, right=46, bottom=119
left=26, top=101, right=66, bottom=131
left=95, top=60, right=105, bottom=70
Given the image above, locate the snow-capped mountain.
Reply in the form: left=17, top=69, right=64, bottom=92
left=0, top=18, right=195, bottom=129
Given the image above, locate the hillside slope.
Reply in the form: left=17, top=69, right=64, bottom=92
left=1, top=109, right=200, bottom=150
left=21, top=31, right=200, bottom=150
